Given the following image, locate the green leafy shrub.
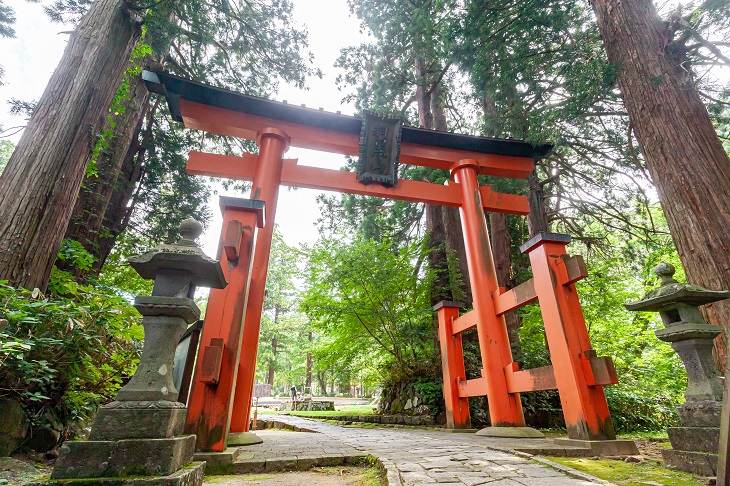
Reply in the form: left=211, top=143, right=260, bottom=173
left=606, top=386, right=680, bottom=433
left=0, top=278, right=143, bottom=443
left=412, top=376, right=444, bottom=417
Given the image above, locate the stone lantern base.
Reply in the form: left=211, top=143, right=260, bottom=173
left=27, top=462, right=205, bottom=486
left=662, top=399, right=721, bottom=476
left=26, top=401, right=204, bottom=486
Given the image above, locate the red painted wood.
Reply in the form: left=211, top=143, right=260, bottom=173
left=184, top=201, right=260, bottom=452
left=527, top=240, right=616, bottom=440
left=179, top=99, right=535, bottom=178
left=450, top=159, right=525, bottom=427
left=451, top=310, right=479, bottom=335
left=458, top=378, right=489, bottom=398
left=436, top=304, right=471, bottom=428
left=229, top=129, right=289, bottom=433
left=186, top=151, right=530, bottom=215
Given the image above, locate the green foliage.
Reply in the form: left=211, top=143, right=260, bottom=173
left=96, top=234, right=153, bottom=297
left=0, top=238, right=142, bottom=439
left=120, top=105, right=213, bottom=247
left=0, top=0, right=14, bottom=39
left=0, top=275, right=142, bottom=435
left=253, top=229, right=315, bottom=392
left=412, top=377, right=444, bottom=418
left=302, top=237, right=437, bottom=378
left=0, top=0, right=15, bottom=86
left=0, top=140, right=14, bottom=175
left=605, top=386, right=679, bottom=433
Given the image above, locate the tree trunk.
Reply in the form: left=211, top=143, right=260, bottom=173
left=62, top=71, right=150, bottom=279
left=426, top=203, right=451, bottom=303
left=93, top=98, right=158, bottom=272
left=0, top=0, right=143, bottom=290
left=415, top=56, right=433, bottom=130
left=527, top=169, right=549, bottom=236
left=418, top=59, right=449, bottom=307
left=433, top=83, right=472, bottom=306
left=305, top=331, right=312, bottom=394
left=590, top=0, right=730, bottom=368
left=420, top=73, right=472, bottom=307
left=266, top=336, right=277, bottom=386
left=316, top=370, right=327, bottom=397
left=443, top=205, right=472, bottom=307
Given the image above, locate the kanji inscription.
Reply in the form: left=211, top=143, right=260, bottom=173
left=357, top=111, right=402, bottom=187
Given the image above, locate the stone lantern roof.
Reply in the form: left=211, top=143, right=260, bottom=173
left=625, top=262, right=730, bottom=312
left=128, top=218, right=227, bottom=293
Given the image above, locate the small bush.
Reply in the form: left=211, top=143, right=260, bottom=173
left=606, top=385, right=680, bottom=433
left=0, top=278, right=143, bottom=444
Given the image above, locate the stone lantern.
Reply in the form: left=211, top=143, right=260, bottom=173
left=625, top=262, right=729, bottom=476
left=40, top=219, right=227, bottom=486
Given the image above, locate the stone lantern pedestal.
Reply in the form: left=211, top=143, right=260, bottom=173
left=31, top=219, right=227, bottom=485
left=626, top=263, right=729, bottom=476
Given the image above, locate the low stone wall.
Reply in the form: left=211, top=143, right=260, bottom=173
left=377, top=382, right=435, bottom=417
left=250, top=419, right=316, bottom=432
left=279, top=400, right=335, bottom=412
left=294, top=413, right=435, bottom=426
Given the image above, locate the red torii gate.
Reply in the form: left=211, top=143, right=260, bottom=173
left=143, top=71, right=636, bottom=455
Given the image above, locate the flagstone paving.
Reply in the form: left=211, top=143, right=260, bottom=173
left=229, top=415, right=609, bottom=485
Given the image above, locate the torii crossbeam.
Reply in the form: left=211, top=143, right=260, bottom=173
left=143, top=70, right=636, bottom=456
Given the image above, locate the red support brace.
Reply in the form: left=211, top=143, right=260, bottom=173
left=434, top=301, right=471, bottom=429
left=184, top=197, right=264, bottom=452
left=522, top=233, right=616, bottom=440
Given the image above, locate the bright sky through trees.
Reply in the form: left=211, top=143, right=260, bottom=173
left=0, top=1, right=369, bottom=251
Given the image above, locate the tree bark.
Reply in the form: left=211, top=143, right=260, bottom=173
left=426, top=203, right=451, bottom=303
left=266, top=337, right=277, bottom=386
left=316, top=370, right=327, bottom=397
left=93, top=98, right=158, bottom=272
left=0, top=0, right=143, bottom=290
left=527, top=169, right=549, bottom=236
left=443, top=205, right=472, bottom=307
left=305, top=331, right=312, bottom=394
left=62, top=71, right=150, bottom=279
left=420, top=76, right=472, bottom=307
left=433, top=83, right=472, bottom=306
left=415, top=56, right=433, bottom=130
left=590, top=0, right=730, bottom=368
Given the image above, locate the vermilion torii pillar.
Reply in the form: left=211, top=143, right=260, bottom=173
left=229, top=128, right=289, bottom=434
left=144, top=70, right=633, bottom=455
left=451, top=159, right=524, bottom=426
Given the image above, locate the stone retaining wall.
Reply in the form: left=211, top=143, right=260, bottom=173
left=279, top=400, right=335, bottom=412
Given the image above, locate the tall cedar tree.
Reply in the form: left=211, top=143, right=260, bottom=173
left=0, top=0, right=144, bottom=290
left=590, top=0, right=730, bottom=365
left=56, top=0, right=315, bottom=279
left=337, top=0, right=474, bottom=306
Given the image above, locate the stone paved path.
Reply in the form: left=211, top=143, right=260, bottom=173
left=233, top=415, right=607, bottom=485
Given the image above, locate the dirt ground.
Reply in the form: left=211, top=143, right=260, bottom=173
left=633, top=437, right=671, bottom=460
left=204, top=466, right=381, bottom=486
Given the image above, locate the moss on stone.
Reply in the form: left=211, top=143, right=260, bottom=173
left=544, top=456, right=706, bottom=485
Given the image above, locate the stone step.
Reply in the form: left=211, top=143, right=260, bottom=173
left=667, top=426, right=719, bottom=453
left=231, top=453, right=368, bottom=474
